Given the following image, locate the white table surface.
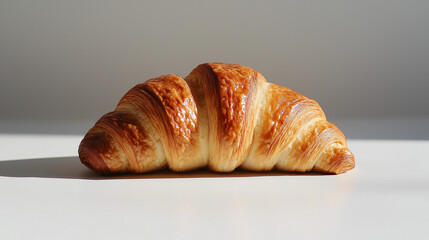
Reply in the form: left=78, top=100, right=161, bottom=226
left=0, top=134, right=428, bottom=240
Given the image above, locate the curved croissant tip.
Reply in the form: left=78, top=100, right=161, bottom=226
left=330, top=151, right=355, bottom=174
left=78, top=139, right=111, bottom=175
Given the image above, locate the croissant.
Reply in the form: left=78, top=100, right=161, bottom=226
left=79, top=63, right=354, bottom=175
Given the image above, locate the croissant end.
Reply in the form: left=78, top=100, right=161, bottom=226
left=78, top=128, right=121, bottom=175
left=329, top=149, right=355, bottom=174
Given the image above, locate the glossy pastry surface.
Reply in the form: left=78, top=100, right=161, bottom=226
left=79, top=63, right=355, bottom=174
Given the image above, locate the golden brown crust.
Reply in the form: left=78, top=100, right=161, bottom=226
left=116, top=74, right=203, bottom=171
left=141, top=75, right=198, bottom=147
left=78, top=62, right=355, bottom=175
left=183, top=63, right=267, bottom=171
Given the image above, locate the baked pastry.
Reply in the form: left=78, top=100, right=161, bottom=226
left=79, top=63, right=355, bottom=174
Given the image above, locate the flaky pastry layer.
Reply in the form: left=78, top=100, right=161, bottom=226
left=79, top=63, right=355, bottom=174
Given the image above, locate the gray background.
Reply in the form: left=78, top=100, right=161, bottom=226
left=1, top=0, right=428, bottom=139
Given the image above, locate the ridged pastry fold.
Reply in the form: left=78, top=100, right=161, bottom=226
left=79, top=63, right=355, bottom=174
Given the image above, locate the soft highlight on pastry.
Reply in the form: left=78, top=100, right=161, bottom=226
left=79, top=63, right=355, bottom=175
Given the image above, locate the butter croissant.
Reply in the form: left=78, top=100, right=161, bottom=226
left=79, top=63, right=355, bottom=175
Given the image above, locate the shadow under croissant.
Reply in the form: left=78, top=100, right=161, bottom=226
left=0, top=157, right=329, bottom=179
